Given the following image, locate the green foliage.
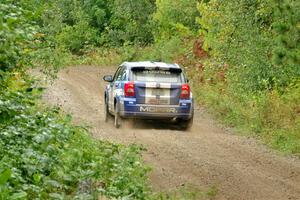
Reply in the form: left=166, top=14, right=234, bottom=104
left=198, top=0, right=300, bottom=92
left=0, top=74, right=152, bottom=199
left=193, top=0, right=300, bottom=156
left=39, top=0, right=100, bottom=54
left=56, top=21, right=98, bottom=54
left=11, top=0, right=156, bottom=64
left=82, top=0, right=111, bottom=30
left=0, top=0, right=37, bottom=71
left=102, top=0, right=155, bottom=46
left=272, top=0, right=300, bottom=88
left=153, top=0, right=199, bottom=40
left=134, top=37, right=192, bottom=63
left=189, top=56, right=300, bottom=156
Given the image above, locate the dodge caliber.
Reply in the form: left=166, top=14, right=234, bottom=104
left=103, top=61, right=194, bottom=130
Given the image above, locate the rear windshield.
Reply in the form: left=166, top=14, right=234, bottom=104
left=132, top=69, right=182, bottom=83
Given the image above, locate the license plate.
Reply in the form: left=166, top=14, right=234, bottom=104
left=146, top=88, right=170, bottom=105
left=148, top=98, right=169, bottom=105
left=151, top=88, right=167, bottom=96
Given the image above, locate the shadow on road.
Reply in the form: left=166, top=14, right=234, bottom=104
left=122, top=119, right=189, bottom=132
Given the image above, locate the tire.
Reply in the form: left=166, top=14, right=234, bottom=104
left=114, top=104, right=121, bottom=128
left=104, top=97, right=112, bottom=122
left=180, top=117, right=193, bottom=131
left=180, top=108, right=194, bottom=131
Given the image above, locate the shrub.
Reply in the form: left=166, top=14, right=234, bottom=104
left=153, top=0, right=199, bottom=40
left=0, top=74, right=152, bottom=199
left=0, top=0, right=36, bottom=71
left=56, top=20, right=98, bottom=54
left=198, top=0, right=300, bottom=93
left=191, top=58, right=300, bottom=156
left=102, top=0, right=155, bottom=46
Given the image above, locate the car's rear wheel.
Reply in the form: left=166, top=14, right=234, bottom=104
left=180, top=109, right=194, bottom=131
left=114, top=104, right=121, bottom=128
left=180, top=117, right=193, bottom=130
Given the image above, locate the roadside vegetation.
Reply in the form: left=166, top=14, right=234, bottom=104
left=0, top=76, right=151, bottom=199
left=1, top=0, right=299, bottom=199
left=194, top=0, right=300, bottom=156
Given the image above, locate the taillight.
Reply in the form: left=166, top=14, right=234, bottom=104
left=180, top=84, right=190, bottom=99
left=124, top=82, right=135, bottom=97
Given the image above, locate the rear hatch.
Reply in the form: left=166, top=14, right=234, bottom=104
left=132, top=67, right=183, bottom=105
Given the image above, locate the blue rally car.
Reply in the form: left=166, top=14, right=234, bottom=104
left=103, top=61, right=194, bottom=130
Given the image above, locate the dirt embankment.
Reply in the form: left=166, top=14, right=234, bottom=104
left=42, top=66, right=300, bottom=200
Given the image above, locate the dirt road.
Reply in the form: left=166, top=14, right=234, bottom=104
left=43, top=66, right=300, bottom=200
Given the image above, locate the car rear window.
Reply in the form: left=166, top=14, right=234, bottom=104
left=132, top=69, right=182, bottom=83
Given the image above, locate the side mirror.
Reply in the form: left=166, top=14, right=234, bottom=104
left=103, top=75, right=113, bottom=82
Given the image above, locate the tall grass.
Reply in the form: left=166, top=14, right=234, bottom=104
left=190, top=61, right=300, bottom=156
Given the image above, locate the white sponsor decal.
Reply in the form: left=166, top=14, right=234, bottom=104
left=114, top=89, right=123, bottom=96
left=140, top=106, right=177, bottom=113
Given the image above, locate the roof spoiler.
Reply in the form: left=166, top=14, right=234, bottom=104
left=131, top=66, right=182, bottom=73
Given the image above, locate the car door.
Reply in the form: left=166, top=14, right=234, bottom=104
left=108, top=66, right=124, bottom=113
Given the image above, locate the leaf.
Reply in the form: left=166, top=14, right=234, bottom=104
left=33, top=173, right=42, bottom=184
left=49, top=193, right=64, bottom=200
left=10, top=191, right=27, bottom=200
left=0, top=169, right=11, bottom=185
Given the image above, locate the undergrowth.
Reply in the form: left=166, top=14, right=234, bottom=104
left=0, top=73, right=152, bottom=199
left=189, top=58, right=300, bottom=157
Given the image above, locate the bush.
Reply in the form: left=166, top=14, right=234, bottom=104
left=56, top=21, right=98, bottom=54
left=0, top=0, right=36, bottom=71
left=0, top=74, right=152, bottom=199
left=102, top=0, right=155, bottom=46
left=135, top=37, right=190, bottom=62
left=153, top=0, right=199, bottom=40
left=272, top=0, right=300, bottom=89
left=198, top=0, right=299, bottom=92
left=191, top=58, right=300, bottom=156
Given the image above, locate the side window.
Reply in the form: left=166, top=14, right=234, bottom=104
left=115, top=67, right=124, bottom=81
left=113, top=67, right=122, bottom=82
left=121, top=69, right=127, bottom=81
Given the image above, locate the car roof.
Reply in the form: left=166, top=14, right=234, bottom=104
left=121, top=61, right=181, bottom=69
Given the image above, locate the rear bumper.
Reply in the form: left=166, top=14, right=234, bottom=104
left=119, top=98, right=193, bottom=120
